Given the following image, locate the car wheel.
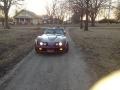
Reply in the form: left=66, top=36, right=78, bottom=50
left=65, top=43, right=69, bottom=53
left=35, top=47, right=40, bottom=54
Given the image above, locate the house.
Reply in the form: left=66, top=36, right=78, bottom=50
left=14, top=10, right=42, bottom=25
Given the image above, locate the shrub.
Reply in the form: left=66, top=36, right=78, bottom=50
left=98, top=18, right=118, bottom=23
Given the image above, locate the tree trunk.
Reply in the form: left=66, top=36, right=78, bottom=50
left=2, top=18, right=4, bottom=27
left=80, top=20, right=83, bottom=29
left=91, top=15, right=96, bottom=27
left=80, top=18, right=83, bottom=29
left=84, top=15, right=88, bottom=31
left=84, top=0, right=89, bottom=31
left=80, top=15, right=83, bottom=29
left=4, top=10, right=10, bottom=29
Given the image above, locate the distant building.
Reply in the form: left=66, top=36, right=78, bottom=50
left=14, top=10, right=42, bottom=25
left=41, top=15, right=51, bottom=24
left=41, top=15, right=63, bottom=24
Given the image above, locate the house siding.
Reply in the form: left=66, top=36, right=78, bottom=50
left=14, top=10, right=41, bottom=25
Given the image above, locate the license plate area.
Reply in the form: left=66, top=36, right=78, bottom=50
left=47, top=49, right=54, bottom=53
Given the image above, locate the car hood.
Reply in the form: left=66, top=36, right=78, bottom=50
left=37, top=34, right=66, bottom=42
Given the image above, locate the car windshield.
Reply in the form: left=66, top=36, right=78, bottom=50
left=44, top=29, right=64, bottom=35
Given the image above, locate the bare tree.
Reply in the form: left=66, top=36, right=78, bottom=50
left=84, top=0, right=90, bottom=31
left=115, top=3, right=120, bottom=22
left=45, top=0, right=68, bottom=24
left=0, top=0, right=24, bottom=29
left=45, top=0, right=58, bottom=24
left=79, top=1, right=85, bottom=29
left=52, top=0, right=58, bottom=19
left=45, top=5, right=52, bottom=17
left=69, top=0, right=90, bottom=30
left=56, top=1, right=68, bottom=24
left=69, top=0, right=110, bottom=30
left=89, top=0, right=108, bottom=26
left=69, top=0, right=86, bottom=29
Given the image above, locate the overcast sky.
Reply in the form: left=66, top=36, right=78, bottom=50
left=9, top=0, right=118, bottom=17
left=9, top=0, right=52, bottom=16
left=24, top=0, right=52, bottom=15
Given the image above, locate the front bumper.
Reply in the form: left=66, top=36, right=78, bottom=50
left=35, top=45, right=66, bottom=53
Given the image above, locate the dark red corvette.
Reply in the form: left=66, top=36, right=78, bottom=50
left=35, top=28, right=69, bottom=54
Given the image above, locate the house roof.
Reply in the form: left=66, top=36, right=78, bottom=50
left=14, top=9, right=38, bottom=19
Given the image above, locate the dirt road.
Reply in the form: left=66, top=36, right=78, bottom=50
left=0, top=28, right=92, bottom=90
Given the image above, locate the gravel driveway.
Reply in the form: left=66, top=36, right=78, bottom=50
left=0, top=28, right=92, bottom=90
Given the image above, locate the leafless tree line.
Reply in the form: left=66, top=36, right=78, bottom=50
left=69, top=0, right=111, bottom=30
left=46, top=0, right=110, bottom=30
left=45, top=0, right=69, bottom=24
left=0, top=0, right=118, bottom=30
left=114, top=2, right=120, bottom=21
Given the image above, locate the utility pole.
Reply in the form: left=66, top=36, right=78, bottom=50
left=84, top=0, right=90, bottom=31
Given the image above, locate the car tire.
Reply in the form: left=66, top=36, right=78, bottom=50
left=65, top=43, right=69, bottom=53
left=35, top=47, right=40, bottom=54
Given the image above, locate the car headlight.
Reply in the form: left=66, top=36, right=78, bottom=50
left=40, top=42, right=43, bottom=46
left=55, top=42, right=63, bottom=46
left=55, top=43, right=59, bottom=46
left=43, top=42, right=47, bottom=46
left=40, top=42, right=47, bottom=46
left=59, top=42, right=63, bottom=46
